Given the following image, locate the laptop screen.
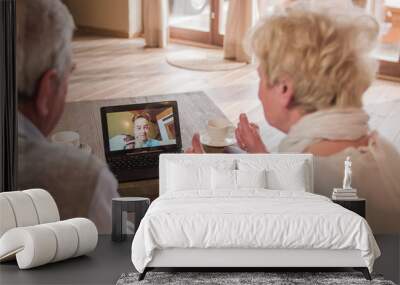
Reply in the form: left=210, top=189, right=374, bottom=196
left=101, top=101, right=182, bottom=154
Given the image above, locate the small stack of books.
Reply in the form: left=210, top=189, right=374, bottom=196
left=332, top=188, right=358, bottom=200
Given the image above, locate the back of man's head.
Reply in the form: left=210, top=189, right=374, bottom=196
left=17, top=0, right=75, bottom=100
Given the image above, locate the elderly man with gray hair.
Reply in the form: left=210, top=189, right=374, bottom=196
left=17, top=0, right=119, bottom=233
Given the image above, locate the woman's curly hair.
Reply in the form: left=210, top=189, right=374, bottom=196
left=248, top=0, right=379, bottom=112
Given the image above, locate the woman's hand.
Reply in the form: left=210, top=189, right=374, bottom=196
left=235, top=113, right=268, bottom=153
left=185, top=133, right=205, bottom=154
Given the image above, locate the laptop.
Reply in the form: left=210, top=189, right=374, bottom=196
left=100, top=101, right=182, bottom=182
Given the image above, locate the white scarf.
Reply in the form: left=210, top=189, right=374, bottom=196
left=278, top=108, right=370, bottom=152
left=277, top=108, right=400, bottom=228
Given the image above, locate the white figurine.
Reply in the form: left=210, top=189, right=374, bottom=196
left=342, top=156, right=352, bottom=190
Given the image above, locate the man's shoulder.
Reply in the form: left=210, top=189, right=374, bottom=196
left=19, top=135, right=108, bottom=174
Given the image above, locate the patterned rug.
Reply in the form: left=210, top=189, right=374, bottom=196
left=116, top=271, right=396, bottom=285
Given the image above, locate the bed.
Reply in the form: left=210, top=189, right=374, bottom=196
left=131, top=154, right=380, bottom=281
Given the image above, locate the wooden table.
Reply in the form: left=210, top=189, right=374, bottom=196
left=52, top=91, right=230, bottom=199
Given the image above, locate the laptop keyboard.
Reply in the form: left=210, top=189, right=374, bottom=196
left=109, top=153, right=160, bottom=170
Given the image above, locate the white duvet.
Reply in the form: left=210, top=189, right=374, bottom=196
left=131, top=190, right=380, bottom=273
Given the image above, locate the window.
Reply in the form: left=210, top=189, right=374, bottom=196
left=169, top=0, right=229, bottom=46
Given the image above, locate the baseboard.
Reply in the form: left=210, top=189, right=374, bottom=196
left=376, top=74, right=400, bottom=83
left=76, top=26, right=142, bottom=39
left=170, top=38, right=222, bottom=49
left=378, top=60, right=400, bottom=82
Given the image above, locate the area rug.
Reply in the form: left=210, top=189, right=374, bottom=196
left=116, top=271, right=396, bottom=285
left=166, top=50, right=247, bottom=71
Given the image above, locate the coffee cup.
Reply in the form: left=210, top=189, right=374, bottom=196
left=207, top=118, right=233, bottom=144
left=51, top=131, right=80, bottom=148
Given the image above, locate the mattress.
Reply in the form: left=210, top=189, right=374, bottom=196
left=131, top=190, right=380, bottom=273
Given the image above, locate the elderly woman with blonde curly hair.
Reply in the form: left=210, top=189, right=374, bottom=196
left=187, top=1, right=400, bottom=233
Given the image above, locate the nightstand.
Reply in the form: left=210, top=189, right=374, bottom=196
left=332, top=198, right=366, bottom=218
left=112, top=197, right=150, bottom=242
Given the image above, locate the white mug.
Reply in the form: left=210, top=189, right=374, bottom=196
left=207, top=118, right=233, bottom=144
left=51, top=131, right=80, bottom=148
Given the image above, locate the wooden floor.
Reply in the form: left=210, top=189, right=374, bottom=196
left=68, top=35, right=400, bottom=151
left=69, top=35, right=259, bottom=116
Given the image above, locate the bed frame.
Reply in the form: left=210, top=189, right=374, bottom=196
left=138, top=154, right=372, bottom=281
left=139, top=248, right=371, bottom=280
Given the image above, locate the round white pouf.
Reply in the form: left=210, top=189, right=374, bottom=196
left=0, top=196, right=17, bottom=237
left=42, top=221, right=79, bottom=262
left=66, top=218, right=98, bottom=257
left=0, top=226, right=57, bottom=269
left=0, top=218, right=98, bottom=269
left=23, top=189, right=60, bottom=224
left=0, top=192, right=39, bottom=227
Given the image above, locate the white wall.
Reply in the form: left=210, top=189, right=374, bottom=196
left=63, top=0, right=142, bottom=37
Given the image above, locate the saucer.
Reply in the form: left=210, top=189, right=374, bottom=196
left=200, top=131, right=236, bottom=147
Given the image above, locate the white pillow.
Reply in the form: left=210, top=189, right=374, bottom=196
left=167, top=162, right=212, bottom=191
left=211, top=169, right=267, bottom=190
left=238, top=159, right=308, bottom=191
left=266, top=161, right=307, bottom=191
left=211, top=168, right=236, bottom=190
left=236, top=169, right=267, bottom=189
